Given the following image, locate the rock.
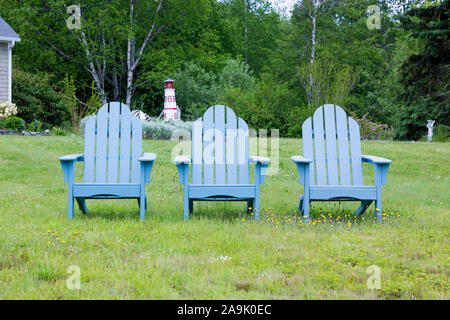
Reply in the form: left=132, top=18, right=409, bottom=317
left=22, top=131, right=31, bottom=136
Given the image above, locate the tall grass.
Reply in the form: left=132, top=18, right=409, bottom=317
left=0, top=136, right=448, bottom=299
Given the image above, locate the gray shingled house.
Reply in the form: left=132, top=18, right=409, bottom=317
left=0, top=16, right=20, bottom=104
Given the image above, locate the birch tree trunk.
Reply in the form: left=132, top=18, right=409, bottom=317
left=308, top=0, right=326, bottom=107
left=310, top=11, right=316, bottom=65
left=126, top=0, right=164, bottom=106
left=309, top=0, right=325, bottom=67
left=244, top=0, right=248, bottom=65
left=79, top=31, right=108, bottom=104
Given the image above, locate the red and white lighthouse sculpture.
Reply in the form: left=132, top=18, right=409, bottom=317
left=162, top=79, right=180, bottom=121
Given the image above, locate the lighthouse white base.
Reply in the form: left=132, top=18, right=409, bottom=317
left=163, top=109, right=179, bottom=121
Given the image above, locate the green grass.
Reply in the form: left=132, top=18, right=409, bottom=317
left=0, top=136, right=448, bottom=299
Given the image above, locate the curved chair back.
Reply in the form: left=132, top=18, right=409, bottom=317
left=302, top=104, right=363, bottom=186
left=83, top=102, right=142, bottom=183
left=192, top=105, right=250, bottom=185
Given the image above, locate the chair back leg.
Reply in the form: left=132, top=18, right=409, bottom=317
left=189, top=199, right=194, bottom=214
left=355, top=200, right=372, bottom=216
left=247, top=199, right=254, bottom=214
left=76, top=197, right=88, bottom=214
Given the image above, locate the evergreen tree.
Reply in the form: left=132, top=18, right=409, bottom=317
left=396, top=0, right=449, bottom=140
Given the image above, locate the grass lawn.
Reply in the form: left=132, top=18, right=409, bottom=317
left=0, top=136, right=448, bottom=299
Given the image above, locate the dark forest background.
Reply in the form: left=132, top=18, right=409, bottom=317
left=0, top=0, right=448, bottom=140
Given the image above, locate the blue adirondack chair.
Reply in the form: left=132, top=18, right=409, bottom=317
left=59, top=102, right=156, bottom=220
left=174, top=105, right=270, bottom=221
left=292, top=104, right=391, bottom=221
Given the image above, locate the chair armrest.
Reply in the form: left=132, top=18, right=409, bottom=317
left=174, top=155, right=191, bottom=165
left=362, top=155, right=391, bottom=186
left=59, top=154, right=83, bottom=183
left=361, top=155, right=391, bottom=165
left=138, top=153, right=157, bottom=162
left=138, top=153, right=156, bottom=184
left=250, top=156, right=270, bottom=185
left=291, top=156, right=313, bottom=164
left=291, top=156, right=313, bottom=185
left=250, top=156, right=270, bottom=165
left=59, top=154, right=84, bottom=162
left=174, top=155, right=191, bottom=185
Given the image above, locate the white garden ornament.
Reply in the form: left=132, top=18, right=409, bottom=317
left=427, top=120, right=435, bottom=142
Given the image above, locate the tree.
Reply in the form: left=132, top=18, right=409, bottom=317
left=1, top=0, right=207, bottom=106
left=395, top=0, right=449, bottom=140
left=298, top=53, right=359, bottom=109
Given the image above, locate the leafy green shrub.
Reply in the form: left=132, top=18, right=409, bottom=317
left=80, top=116, right=192, bottom=140
left=174, top=59, right=255, bottom=121
left=432, top=125, right=450, bottom=142
left=173, top=62, right=222, bottom=120
left=221, top=74, right=306, bottom=137
left=12, top=68, right=70, bottom=128
left=51, top=127, right=66, bottom=136
left=350, top=113, right=394, bottom=140
left=2, top=116, right=25, bottom=131
left=393, top=101, right=435, bottom=141
left=219, top=59, right=255, bottom=90
left=142, top=120, right=192, bottom=140
left=25, top=121, right=43, bottom=132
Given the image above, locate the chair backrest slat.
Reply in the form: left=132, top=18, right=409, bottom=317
left=192, top=119, right=203, bottom=184
left=238, top=118, right=250, bottom=184
left=83, top=116, right=96, bottom=183
left=191, top=105, right=249, bottom=185
left=348, top=117, right=364, bottom=186
left=312, top=106, right=327, bottom=185
left=335, top=106, right=351, bottom=185
left=324, top=104, right=339, bottom=185
left=215, top=105, right=226, bottom=184
left=302, top=117, right=315, bottom=185
left=302, top=104, right=363, bottom=186
left=95, top=106, right=108, bottom=183
left=83, top=102, right=142, bottom=184
left=119, top=105, right=131, bottom=183
left=203, top=107, right=215, bottom=184
left=226, top=107, right=238, bottom=184
left=107, top=102, right=120, bottom=183
left=131, top=117, right=142, bottom=183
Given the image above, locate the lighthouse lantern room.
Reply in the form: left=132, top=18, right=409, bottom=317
left=162, top=79, right=180, bottom=121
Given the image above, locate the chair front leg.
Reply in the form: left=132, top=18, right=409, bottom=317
left=374, top=163, right=389, bottom=221
left=68, top=185, right=74, bottom=219
left=140, top=165, right=147, bottom=220
left=60, top=160, right=76, bottom=219
left=296, top=163, right=311, bottom=222
left=253, top=164, right=267, bottom=221
left=176, top=163, right=190, bottom=221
